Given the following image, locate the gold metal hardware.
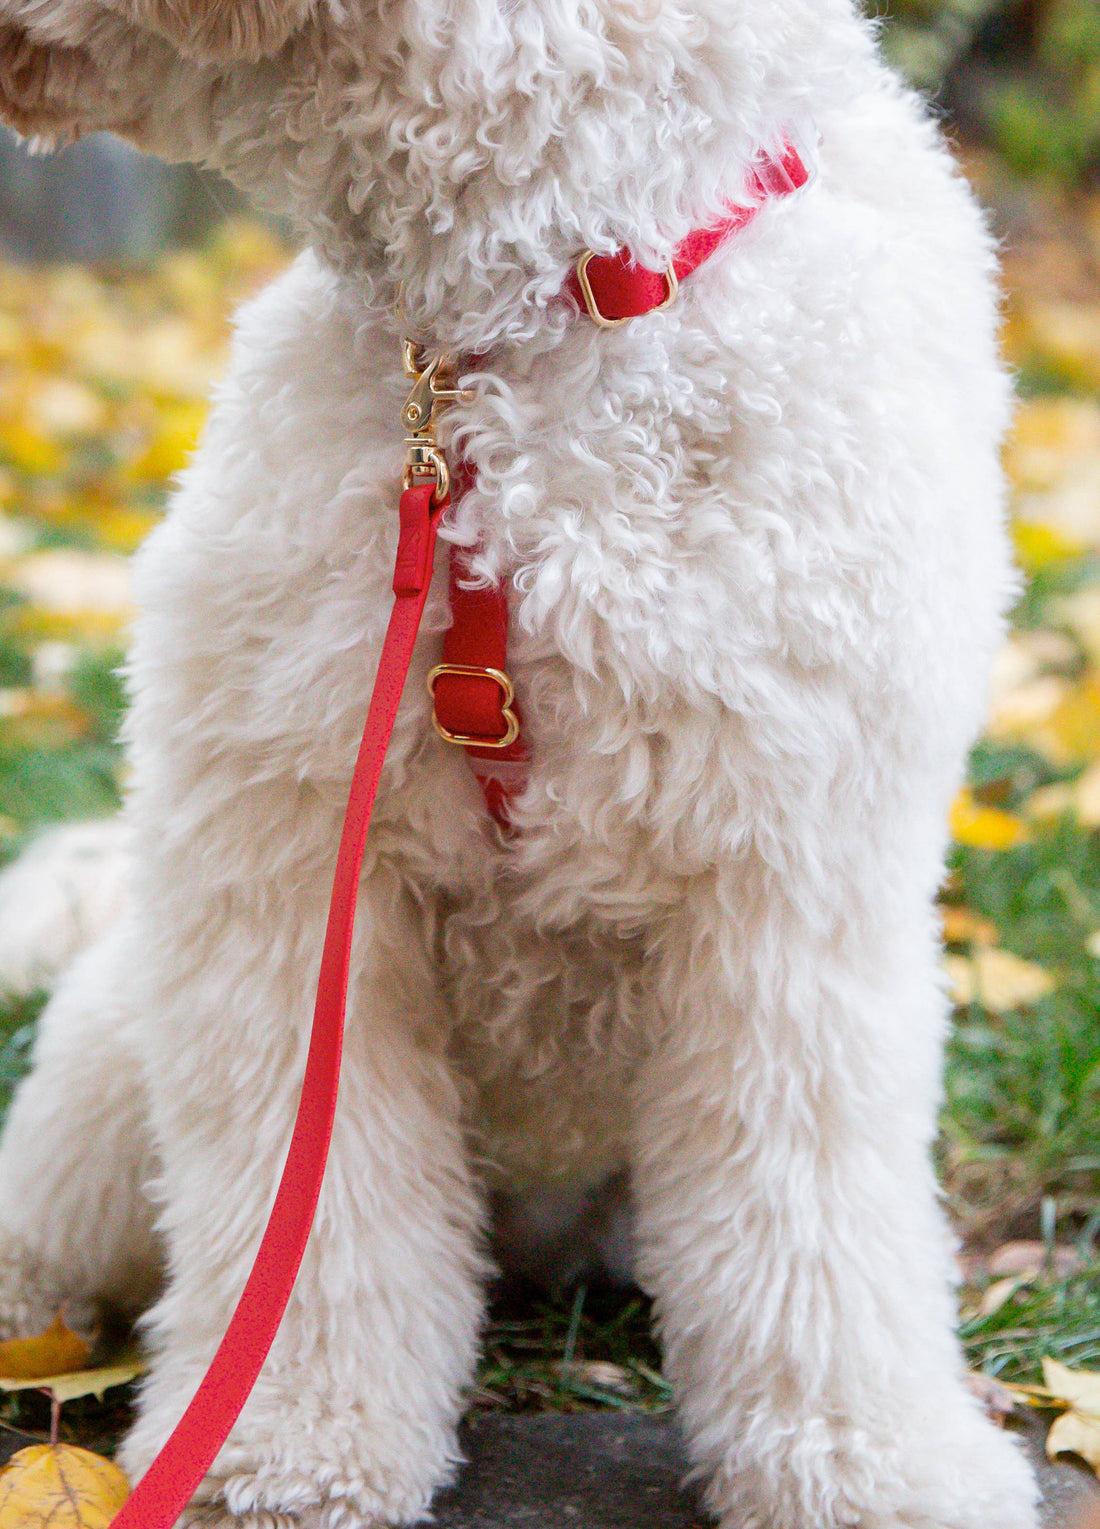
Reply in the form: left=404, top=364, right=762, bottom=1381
left=401, top=341, right=474, bottom=503
left=573, top=250, right=679, bottom=328
left=426, top=664, right=522, bottom=749
left=402, top=443, right=450, bottom=498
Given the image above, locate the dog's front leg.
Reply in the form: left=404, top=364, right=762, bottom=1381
left=631, top=859, right=1038, bottom=1529
left=119, top=846, right=486, bottom=1529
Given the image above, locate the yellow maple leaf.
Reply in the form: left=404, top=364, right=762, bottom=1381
left=0, top=1314, right=90, bottom=1380
left=0, top=1444, right=128, bottom=1528
left=949, top=790, right=1029, bottom=850
left=1042, top=1358, right=1100, bottom=1476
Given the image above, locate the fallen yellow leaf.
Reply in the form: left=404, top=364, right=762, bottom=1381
left=1013, top=520, right=1086, bottom=574
left=1047, top=675, right=1100, bottom=765
left=1006, top=396, right=1100, bottom=491
left=0, top=1444, right=128, bottom=1529
left=6, top=550, right=132, bottom=618
left=986, top=673, right=1072, bottom=759
left=1024, top=302, right=1100, bottom=395
left=940, top=905, right=999, bottom=946
left=0, top=1353, right=145, bottom=1403
left=1025, top=781, right=1077, bottom=823
left=0, top=1315, right=89, bottom=1380
left=123, top=399, right=208, bottom=483
left=0, top=419, right=63, bottom=475
left=1006, top=398, right=1100, bottom=550
left=1043, top=1358, right=1100, bottom=1476
left=1027, top=762, right=1100, bottom=828
left=945, top=948, right=1057, bottom=1011
left=949, top=790, right=1029, bottom=850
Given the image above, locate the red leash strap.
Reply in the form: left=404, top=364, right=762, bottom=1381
left=111, top=483, right=446, bottom=1529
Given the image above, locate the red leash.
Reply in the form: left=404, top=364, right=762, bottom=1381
left=109, top=483, right=447, bottom=1529
left=111, top=136, right=810, bottom=1526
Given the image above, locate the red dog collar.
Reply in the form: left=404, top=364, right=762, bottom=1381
left=564, top=136, right=812, bottom=326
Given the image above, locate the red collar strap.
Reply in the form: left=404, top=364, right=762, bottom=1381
left=432, top=134, right=811, bottom=824
left=563, top=136, right=810, bottom=326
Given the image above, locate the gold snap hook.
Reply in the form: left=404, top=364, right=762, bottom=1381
left=401, top=339, right=474, bottom=506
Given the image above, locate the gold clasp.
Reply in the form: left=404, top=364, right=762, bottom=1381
left=403, top=441, right=451, bottom=498
left=401, top=340, right=474, bottom=502
left=401, top=342, right=474, bottom=430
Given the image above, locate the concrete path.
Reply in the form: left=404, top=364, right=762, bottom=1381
left=434, top=1411, right=1100, bottom=1529
left=2, top=1400, right=1093, bottom=1525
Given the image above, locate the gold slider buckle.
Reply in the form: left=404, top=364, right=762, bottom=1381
left=427, top=664, right=521, bottom=749
left=574, top=250, right=679, bottom=328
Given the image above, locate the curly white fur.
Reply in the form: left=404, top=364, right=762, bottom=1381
left=0, top=0, right=1039, bottom=1524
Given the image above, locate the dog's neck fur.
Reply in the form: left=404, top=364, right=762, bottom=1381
left=126, top=0, right=872, bottom=348
left=2, top=0, right=877, bottom=343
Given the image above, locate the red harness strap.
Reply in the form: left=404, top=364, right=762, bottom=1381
left=112, top=132, right=812, bottom=1528
left=432, top=135, right=811, bottom=824
left=428, top=460, right=530, bottom=827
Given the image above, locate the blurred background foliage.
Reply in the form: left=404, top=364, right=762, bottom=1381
left=883, top=0, right=1099, bottom=184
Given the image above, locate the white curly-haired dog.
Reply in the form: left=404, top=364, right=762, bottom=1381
left=0, top=0, right=1039, bottom=1525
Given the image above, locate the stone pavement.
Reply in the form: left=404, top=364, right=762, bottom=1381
left=433, top=1411, right=1100, bottom=1529
left=0, top=1402, right=1092, bottom=1525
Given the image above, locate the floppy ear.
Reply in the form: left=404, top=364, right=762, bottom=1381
left=0, top=22, right=139, bottom=139
left=0, top=0, right=316, bottom=144
left=100, top=0, right=317, bottom=60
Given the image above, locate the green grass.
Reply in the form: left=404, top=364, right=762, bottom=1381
left=472, top=1282, right=669, bottom=1414
left=0, top=622, right=126, bottom=1107
left=962, top=1263, right=1100, bottom=1382
left=943, top=739, right=1100, bottom=1238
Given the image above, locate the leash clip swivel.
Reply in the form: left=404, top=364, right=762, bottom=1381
left=401, top=340, right=473, bottom=502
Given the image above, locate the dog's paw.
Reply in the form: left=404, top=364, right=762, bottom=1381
left=875, top=1401, right=1039, bottom=1529
left=179, top=1508, right=330, bottom=1529
left=711, top=1391, right=1039, bottom=1529
left=131, top=1442, right=436, bottom=1529
left=178, top=1489, right=384, bottom=1529
left=0, top=1236, right=100, bottom=1348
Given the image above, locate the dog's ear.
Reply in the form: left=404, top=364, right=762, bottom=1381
left=0, top=0, right=316, bottom=144
left=100, top=0, right=317, bottom=60
left=0, top=22, right=131, bottom=139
